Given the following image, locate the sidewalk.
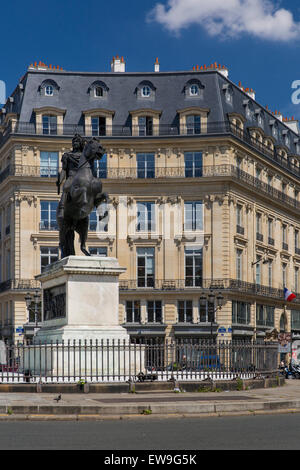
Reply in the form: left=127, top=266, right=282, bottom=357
left=0, top=380, right=299, bottom=420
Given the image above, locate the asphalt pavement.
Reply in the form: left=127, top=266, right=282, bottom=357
left=0, top=379, right=299, bottom=420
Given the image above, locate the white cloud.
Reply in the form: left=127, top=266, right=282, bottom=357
left=148, top=0, right=300, bottom=41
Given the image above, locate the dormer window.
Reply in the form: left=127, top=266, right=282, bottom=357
left=39, top=80, right=59, bottom=97
left=184, top=79, right=204, bottom=99
left=272, top=122, right=278, bottom=139
left=223, top=84, right=233, bottom=104
left=45, top=85, right=54, bottom=97
left=283, top=131, right=290, bottom=148
left=88, top=81, right=109, bottom=99
left=141, top=86, right=151, bottom=98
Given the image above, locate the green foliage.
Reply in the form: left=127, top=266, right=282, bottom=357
left=236, top=378, right=244, bottom=391
left=141, top=407, right=152, bottom=415
left=7, top=407, right=13, bottom=415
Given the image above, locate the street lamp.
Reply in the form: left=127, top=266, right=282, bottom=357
left=25, top=290, right=41, bottom=339
left=199, top=290, right=225, bottom=341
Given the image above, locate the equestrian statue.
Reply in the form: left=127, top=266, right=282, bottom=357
left=56, top=134, right=108, bottom=258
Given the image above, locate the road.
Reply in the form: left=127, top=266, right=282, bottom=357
left=0, top=414, right=300, bottom=450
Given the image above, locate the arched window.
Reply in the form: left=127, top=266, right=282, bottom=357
left=136, top=81, right=156, bottom=100
left=88, top=81, right=109, bottom=98
left=39, top=79, right=59, bottom=97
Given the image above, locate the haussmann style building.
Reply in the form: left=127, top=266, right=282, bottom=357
left=0, top=56, right=300, bottom=359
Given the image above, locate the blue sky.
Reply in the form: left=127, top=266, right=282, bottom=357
left=1, top=0, right=300, bottom=119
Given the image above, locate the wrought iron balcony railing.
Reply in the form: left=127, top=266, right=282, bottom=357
left=1, top=163, right=300, bottom=213
left=119, top=278, right=300, bottom=302
left=1, top=120, right=300, bottom=178
left=0, top=279, right=40, bottom=294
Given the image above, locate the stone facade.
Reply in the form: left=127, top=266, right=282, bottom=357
left=0, top=62, right=300, bottom=346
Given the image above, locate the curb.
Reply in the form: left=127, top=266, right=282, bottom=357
left=0, top=407, right=300, bottom=421
left=1, top=397, right=300, bottom=419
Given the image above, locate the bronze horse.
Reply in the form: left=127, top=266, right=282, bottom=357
left=57, top=138, right=108, bottom=258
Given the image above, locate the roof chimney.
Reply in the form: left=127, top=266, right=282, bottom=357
left=154, top=57, right=160, bottom=72
left=219, top=66, right=229, bottom=78
left=111, top=55, right=125, bottom=73
left=285, top=119, right=300, bottom=135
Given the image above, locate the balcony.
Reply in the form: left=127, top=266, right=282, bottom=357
left=282, top=242, right=289, bottom=251
left=1, top=120, right=300, bottom=179
left=0, top=279, right=40, bottom=294
left=1, top=162, right=300, bottom=214
left=295, top=247, right=300, bottom=256
left=119, top=278, right=298, bottom=302
left=268, top=237, right=275, bottom=246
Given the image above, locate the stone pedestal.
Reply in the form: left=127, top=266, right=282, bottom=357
left=34, top=256, right=129, bottom=343
left=22, top=257, right=146, bottom=380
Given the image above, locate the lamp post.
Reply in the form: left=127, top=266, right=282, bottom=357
left=25, top=290, right=41, bottom=339
left=199, top=290, right=225, bottom=341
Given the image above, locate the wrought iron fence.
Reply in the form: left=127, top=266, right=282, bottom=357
left=0, top=339, right=278, bottom=384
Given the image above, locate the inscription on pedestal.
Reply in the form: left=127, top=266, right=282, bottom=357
left=43, top=284, right=66, bottom=321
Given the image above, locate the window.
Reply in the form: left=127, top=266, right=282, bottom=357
left=6, top=250, right=10, bottom=280
left=255, top=256, right=261, bottom=285
left=94, top=86, right=103, bottom=97
left=147, top=301, right=162, bottom=323
left=141, top=86, right=151, bottom=97
left=178, top=300, right=193, bottom=323
left=136, top=202, right=155, bottom=232
left=292, top=311, right=300, bottom=330
left=257, top=113, right=264, bottom=128
left=272, top=124, right=278, bottom=139
left=225, top=88, right=233, bottom=104
left=255, top=167, right=261, bottom=180
left=184, top=201, right=203, bottom=231
left=40, top=247, right=59, bottom=272
left=268, top=219, right=273, bottom=244
left=282, top=224, right=288, bottom=250
left=185, top=247, right=202, bottom=287
left=91, top=116, right=106, bottom=136
left=236, top=249, right=243, bottom=280
left=89, top=209, right=108, bottom=232
left=40, top=152, right=59, bottom=177
left=45, top=85, right=53, bottom=96
left=137, top=153, right=155, bottom=179
left=138, top=116, right=153, bottom=136
left=93, top=154, right=107, bottom=179
left=268, top=260, right=273, bottom=287
left=40, top=201, right=58, bottom=230
left=295, top=267, right=299, bottom=293
left=126, top=301, right=141, bottom=323
left=5, top=206, right=10, bottom=235
left=137, top=247, right=155, bottom=287
left=256, top=305, right=274, bottom=327
left=186, top=115, right=201, bottom=135
left=232, top=301, right=250, bottom=325
left=89, top=247, right=107, bottom=256
left=190, top=85, right=199, bottom=96
left=42, top=115, right=57, bottom=135
left=184, top=152, right=202, bottom=177
left=199, top=299, right=215, bottom=323
left=256, top=213, right=262, bottom=240
left=295, top=230, right=299, bottom=251
left=282, top=263, right=287, bottom=288
left=236, top=204, right=243, bottom=232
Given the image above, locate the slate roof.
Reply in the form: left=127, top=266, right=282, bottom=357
left=1, top=67, right=300, bottom=155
